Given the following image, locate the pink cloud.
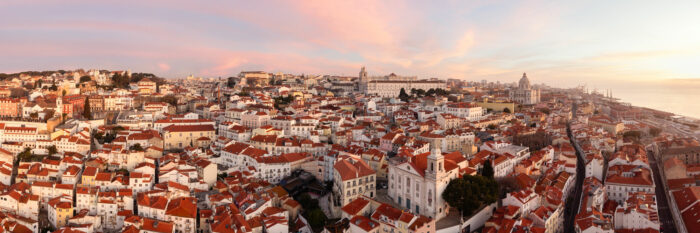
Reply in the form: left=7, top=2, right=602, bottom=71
left=157, top=63, right=171, bottom=71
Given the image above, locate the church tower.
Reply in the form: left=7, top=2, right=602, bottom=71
left=426, top=148, right=445, bottom=180
left=56, top=96, right=63, bottom=119
left=359, top=66, right=367, bottom=82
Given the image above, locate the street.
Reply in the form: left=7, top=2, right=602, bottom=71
left=648, top=150, right=678, bottom=233
left=563, top=120, right=585, bottom=233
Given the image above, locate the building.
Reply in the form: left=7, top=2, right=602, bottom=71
left=509, top=73, right=540, bottom=105
left=588, top=115, right=624, bottom=135
left=162, top=125, right=215, bottom=150
left=670, top=186, right=700, bottom=233
left=387, top=148, right=469, bottom=219
left=604, top=165, right=654, bottom=204
left=358, top=67, right=445, bottom=98
left=137, top=78, right=157, bottom=94
left=333, top=157, right=376, bottom=207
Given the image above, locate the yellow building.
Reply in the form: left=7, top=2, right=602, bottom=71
left=475, top=101, right=516, bottom=113
left=81, top=166, right=98, bottom=187
left=163, top=125, right=215, bottom=150
left=48, top=195, right=73, bottom=228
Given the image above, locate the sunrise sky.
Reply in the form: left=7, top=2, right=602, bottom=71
left=2, top=0, right=700, bottom=87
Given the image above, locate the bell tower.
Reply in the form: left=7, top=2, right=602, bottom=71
left=426, top=148, right=445, bottom=180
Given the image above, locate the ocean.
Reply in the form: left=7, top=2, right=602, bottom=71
left=599, top=79, right=700, bottom=119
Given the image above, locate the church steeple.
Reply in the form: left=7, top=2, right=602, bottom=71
left=426, top=147, right=444, bottom=179
left=359, top=66, right=367, bottom=82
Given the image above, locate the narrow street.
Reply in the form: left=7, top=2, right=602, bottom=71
left=563, top=121, right=585, bottom=233
left=648, top=150, right=678, bottom=233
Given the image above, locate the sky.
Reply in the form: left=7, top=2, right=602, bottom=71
left=2, top=0, right=700, bottom=88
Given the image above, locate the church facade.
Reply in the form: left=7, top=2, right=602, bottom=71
left=510, top=73, right=541, bottom=105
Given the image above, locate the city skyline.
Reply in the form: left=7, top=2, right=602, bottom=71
left=2, top=0, right=700, bottom=88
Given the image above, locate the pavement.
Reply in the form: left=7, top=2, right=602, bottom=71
left=648, top=150, right=678, bottom=233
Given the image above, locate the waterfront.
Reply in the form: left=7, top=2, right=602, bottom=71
left=600, top=79, right=700, bottom=119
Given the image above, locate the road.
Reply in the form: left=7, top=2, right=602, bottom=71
left=648, top=150, right=678, bottom=233
left=563, top=119, right=585, bottom=233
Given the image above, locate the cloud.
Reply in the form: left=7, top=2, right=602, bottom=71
left=157, top=63, right=171, bottom=71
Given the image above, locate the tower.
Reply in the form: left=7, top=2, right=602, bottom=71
left=426, top=147, right=445, bottom=180
left=359, top=66, right=367, bottom=83
left=56, top=96, right=63, bottom=120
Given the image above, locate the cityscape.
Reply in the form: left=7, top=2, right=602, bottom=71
left=1, top=1, right=700, bottom=233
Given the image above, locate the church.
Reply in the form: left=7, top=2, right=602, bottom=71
left=510, top=73, right=541, bottom=105
left=357, top=66, right=445, bottom=98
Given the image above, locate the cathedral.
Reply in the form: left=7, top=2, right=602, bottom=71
left=510, top=73, right=541, bottom=105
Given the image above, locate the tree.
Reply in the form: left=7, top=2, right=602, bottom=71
left=503, top=108, right=511, bottom=113
left=130, top=143, right=145, bottom=151
left=649, top=127, right=662, bottom=137
left=29, top=112, right=39, bottom=119
left=111, top=73, right=130, bottom=88
left=62, top=89, right=66, bottom=96
left=79, top=76, right=91, bottom=83
left=486, top=124, right=497, bottom=130
left=426, top=88, right=436, bottom=96
left=83, top=97, right=92, bottom=120
left=160, top=95, right=178, bottom=106
left=398, top=88, right=410, bottom=102
left=18, top=147, right=32, bottom=161
left=305, top=208, right=327, bottom=229
left=539, top=108, right=551, bottom=115
left=481, top=160, right=494, bottom=178
left=94, top=132, right=104, bottom=141
left=44, top=109, right=55, bottom=122
left=227, top=77, right=236, bottom=88
left=442, top=175, right=499, bottom=216
left=47, top=145, right=58, bottom=156
left=36, top=79, right=43, bottom=88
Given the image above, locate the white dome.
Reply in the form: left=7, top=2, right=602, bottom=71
left=519, top=73, right=531, bottom=89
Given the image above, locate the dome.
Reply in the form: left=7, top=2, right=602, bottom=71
left=519, top=73, right=531, bottom=89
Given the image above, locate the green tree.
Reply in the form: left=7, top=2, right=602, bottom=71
left=47, top=145, right=58, bottom=156
left=399, top=88, right=410, bottom=102
left=94, top=132, right=104, bottom=141
left=79, top=76, right=91, bottom=83
left=130, top=143, right=144, bottom=151
left=83, top=97, right=92, bottom=120
left=486, top=124, right=497, bottom=130
left=503, top=108, right=511, bottom=113
left=227, top=77, right=236, bottom=88
left=62, top=89, right=66, bottom=96
left=481, top=160, right=494, bottom=178
left=111, top=73, right=130, bottom=88
left=306, top=208, right=327, bottom=229
left=160, top=95, right=178, bottom=106
left=442, top=175, right=499, bottom=216
left=649, top=127, right=662, bottom=137
left=18, top=147, right=32, bottom=161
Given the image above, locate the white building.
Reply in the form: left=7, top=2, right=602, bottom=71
left=387, top=148, right=468, bottom=219
left=509, top=73, right=540, bottom=105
